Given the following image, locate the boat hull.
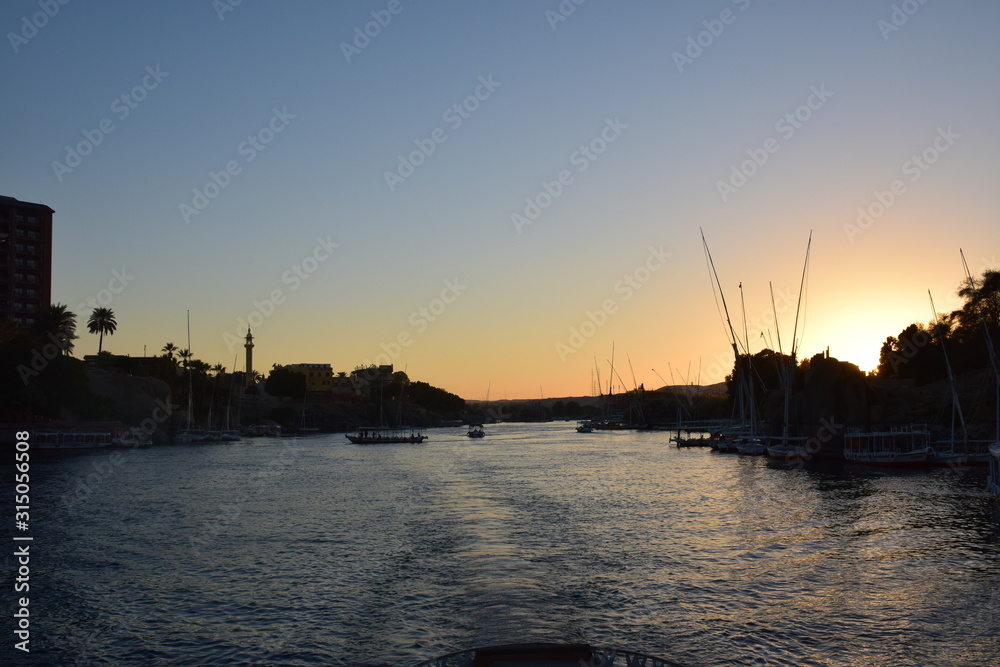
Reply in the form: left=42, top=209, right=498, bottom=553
left=843, top=449, right=931, bottom=468
left=346, top=426, right=427, bottom=444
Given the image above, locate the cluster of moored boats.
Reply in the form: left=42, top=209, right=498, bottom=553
left=669, top=423, right=997, bottom=468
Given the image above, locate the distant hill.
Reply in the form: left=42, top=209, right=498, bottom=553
left=466, top=382, right=729, bottom=407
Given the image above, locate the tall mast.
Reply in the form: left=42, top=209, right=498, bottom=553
left=186, top=310, right=193, bottom=430
left=929, top=290, right=967, bottom=445
left=779, top=232, right=812, bottom=441
left=701, top=228, right=744, bottom=358
left=961, top=249, right=999, bottom=443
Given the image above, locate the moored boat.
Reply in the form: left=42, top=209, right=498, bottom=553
left=843, top=426, right=932, bottom=468
left=34, top=430, right=113, bottom=450
left=671, top=431, right=715, bottom=447
left=112, top=427, right=152, bottom=448
left=576, top=420, right=594, bottom=433
left=989, top=443, right=1000, bottom=496
left=766, top=436, right=812, bottom=461
left=736, top=436, right=767, bottom=455
left=929, top=440, right=991, bottom=467
left=467, top=423, right=485, bottom=438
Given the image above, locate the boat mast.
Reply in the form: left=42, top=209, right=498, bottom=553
left=702, top=229, right=747, bottom=433
left=961, top=249, right=999, bottom=444
left=186, top=310, right=193, bottom=431
left=929, top=290, right=967, bottom=446
left=739, top=282, right=755, bottom=437
left=780, top=231, right=812, bottom=442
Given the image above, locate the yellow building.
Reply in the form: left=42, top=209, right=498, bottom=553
left=284, top=363, right=333, bottom=393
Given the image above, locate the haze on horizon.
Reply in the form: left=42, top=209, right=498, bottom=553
left=3, top=0, right=998, bottom=400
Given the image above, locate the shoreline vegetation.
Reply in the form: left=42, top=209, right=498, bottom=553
left=2, top=268, right=998, bottom=458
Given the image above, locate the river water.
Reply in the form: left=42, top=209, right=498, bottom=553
left=5, top=422, right=1000, bottom=666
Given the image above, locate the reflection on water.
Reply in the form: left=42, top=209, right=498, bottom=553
left=5, top=422, right=1000, bottom=666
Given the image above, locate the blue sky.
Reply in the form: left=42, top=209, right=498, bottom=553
left=3, top=0, right=999, bottom=398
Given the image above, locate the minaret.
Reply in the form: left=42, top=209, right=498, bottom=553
left=244, top=328, right=254, bottom=388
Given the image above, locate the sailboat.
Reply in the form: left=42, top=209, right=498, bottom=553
left=932, top=252, right=998, bottom=468
left=175, top=311, right=208, bottom=443
left=345, top=372, right=427, bottom=444
left=297, top=394, right=320, bottom=435
left=700, top=230, right=753, bottom=454
left=767, top=235, right=815, bottom=461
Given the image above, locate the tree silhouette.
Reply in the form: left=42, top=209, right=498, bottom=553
left=87, top=307, right=117, bottom=353
left=36, top=303, right=77, bottom=355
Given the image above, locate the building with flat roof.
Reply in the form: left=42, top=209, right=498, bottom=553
left=0, top=195, right=53, bottom=325
left=284, top=363, right=334, bottom=393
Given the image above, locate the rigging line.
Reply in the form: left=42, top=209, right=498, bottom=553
left=961, top=249, right=999, bottom=376
left=703, top=238, right=731, bottom=346
left=701, top=227, right=742, bottom=354
left=770, top=281, right=785, bottom=357
left=929, top=290, right=968, bottom=439
left=791, top=231, right=812, bottom=358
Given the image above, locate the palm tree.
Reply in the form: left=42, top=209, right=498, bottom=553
left=162, top=342, right=177, bottom=361
left=36, top=303, right=77, bottom=355
left=178, top=348, right=192, bottom=368
left=211, top=363, right=225, bottom=376
left=87, top=307, right=117, bottom=353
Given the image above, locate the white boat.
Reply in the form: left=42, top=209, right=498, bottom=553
left=766, top=436, right=812, bottom=460
left=843, top=427, right=932, bottom=468
left=988, top=443, right=1000, bottom=497
left=467, top=423, right=485, bottom=438
left=576, top=420, right=594, bottom=433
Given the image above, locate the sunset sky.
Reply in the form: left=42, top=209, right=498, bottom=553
left=3, top=1, right=998, bottom=399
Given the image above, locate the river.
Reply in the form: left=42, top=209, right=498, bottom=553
left=5, top=422, right=1000, bottom=665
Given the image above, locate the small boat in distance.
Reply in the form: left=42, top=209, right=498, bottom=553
left=346, top=426, right=427, bottom=444
left=576, top=420, right=594, bottom=433
left=467, top=423, right=485, bottom=438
